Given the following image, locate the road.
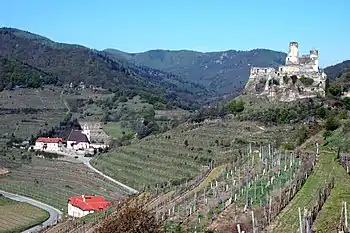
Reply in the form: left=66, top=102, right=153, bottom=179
left=55, top=149, right=138, bottom=195
left=84, top=159, right=139, bottom=195
left=0, top=190, right=63, bottom=233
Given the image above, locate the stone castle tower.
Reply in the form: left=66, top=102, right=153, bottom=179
left=244, top=41, right=327, bottom=102
left=285, top=42, right=299, bottom=65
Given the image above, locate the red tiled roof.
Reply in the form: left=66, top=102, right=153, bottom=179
left=68, top=195, right=111, bottom=211
left=36, top=137, right=64, bottom=143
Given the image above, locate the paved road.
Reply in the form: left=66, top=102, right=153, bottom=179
left=55, top=150, right=138, bottom=195
left=84, top=159, right=139, bottom=195
left=0, top=190, right=63, bottom=233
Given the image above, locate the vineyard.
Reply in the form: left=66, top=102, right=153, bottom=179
left=92, top=120, right=297, bottom=191
left=0, top=157, right=127, bottom=212
left=0, top=196, right=49, bottom=233
left=0, top=87, right=67, bottom=147
left=145, top=143, right=315, bottom=232
left=0, top=87, right=66, bottom=109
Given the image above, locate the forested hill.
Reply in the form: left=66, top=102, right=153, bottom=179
left=0, top=56, right=57, bottom=89
left=0, top=27, right=208, bottom=109
left=324, top=60, right=350, bottom=81
left=104, top=48, right=287, bottom=96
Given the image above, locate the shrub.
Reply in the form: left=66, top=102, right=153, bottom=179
left=325, top=117, right=341, bottom=131
left=323, top=130, right=332, bottom=139
left=339, top=111, right=348, bottom=119
left=297, top=126, right=308, bottom=146
left=95, top=199, right=163, bottom=233
left=228, top=99, right=245, bottom=114
left=184, top=139, right=189, bottom=147
left=343, top=120, right=350, bottom=133
left=284, top=143, right=294, bottom=151
left=118, top=96, right=128, bottom=102
left=299, top=76, right=314, bottom=86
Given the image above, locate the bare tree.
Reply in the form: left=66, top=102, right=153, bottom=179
left=95, top=199, right=163, bottom=233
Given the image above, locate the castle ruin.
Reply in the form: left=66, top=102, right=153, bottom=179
left=244, top=42, right=327, bottom=102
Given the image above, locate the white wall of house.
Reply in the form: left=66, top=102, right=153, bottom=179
left=90, top=143, right=107, bottom=149
left=67, top=141, right=75, bottom=149
left=67, top=141, right=90, bottom=150
left=68, top=203, right=94, bottom=218
left=34, top=142, right=61, bottom=151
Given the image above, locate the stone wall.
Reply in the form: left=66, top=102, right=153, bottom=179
left=244, top=69, right=327, bottom=102
left=244, top=42, right=326, bottom=102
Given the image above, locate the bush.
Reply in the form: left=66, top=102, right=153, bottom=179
left=325, top=117, right=341, bottom=131
left=95, top=199, right=163, bottom=233
left=297, top=126, right=308, bottom=146
left=328, top=82, right=342, bottom=97
left=299, top=76, right=314, bottom=86
left=284, top=143, right=294, bottom=151
left=342, top=120, right=350, bottom=134
left=323, top=130, right=332, bottom=140
left=118, top=96, right=128, bottom=103
left=228, top=99, right=245, bottom=114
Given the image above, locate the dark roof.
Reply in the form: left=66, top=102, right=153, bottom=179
left=67, top=130, right=90, bottom=143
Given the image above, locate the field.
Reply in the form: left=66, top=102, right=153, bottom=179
left=0, top=196, right=49, bottom=233
left=0, top=157, right=127, bottom=212
left=92, top=119, right=297, bottom=191
left=102, top=122, right=133, bottom=140
left=0, top=87, right=67, bottom=146
left=0, top=88, right=66, bottom=109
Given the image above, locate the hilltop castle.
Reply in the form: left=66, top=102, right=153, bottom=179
left=244, top=42, right=327, bottom=102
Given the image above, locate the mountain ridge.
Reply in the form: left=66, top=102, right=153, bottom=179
left=0, top=27, right=208, bottom=109
left=104, top=48, right=287, bottom=96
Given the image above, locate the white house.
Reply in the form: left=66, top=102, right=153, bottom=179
left=67, top=195, right=111, bottom=218
left=67, top=129, right=90, bottom=150
left=34, top=137, right=64, bottom=151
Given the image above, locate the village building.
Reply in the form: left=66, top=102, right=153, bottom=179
left=67, top=128, right=90, bottom=150
left=34, top=137, right=64, bottom=151
left=67, top=195, right=111, bottom=218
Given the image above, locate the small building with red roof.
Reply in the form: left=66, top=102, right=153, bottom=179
left=34, top=137, right=64, bottom=151
left=68, top=195, right=111, bottom=218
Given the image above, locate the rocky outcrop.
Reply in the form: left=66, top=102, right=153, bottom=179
left=243, top=42, right=328, bottom=102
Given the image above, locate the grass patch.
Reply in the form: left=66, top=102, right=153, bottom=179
left=102, top=122, right=133, bottom=140
left=267, top=150, right=348, bottom=232
left=0, top=196, right=49, bottom=233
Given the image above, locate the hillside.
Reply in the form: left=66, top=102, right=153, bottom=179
left=324, top=60, right=350, bottom=81
left=104, top=48, right=287, bottom=96
left=0, top=56, right=57, bottom=89
left=0, top=28, right=206, bottom=109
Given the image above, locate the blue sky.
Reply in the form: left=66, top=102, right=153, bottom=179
left=0, top=0, right=349, bottom=67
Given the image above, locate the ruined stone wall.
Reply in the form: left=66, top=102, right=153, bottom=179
left=244, top=68, right=327, bottom=102
left=244, top=42, right=325, bottom=102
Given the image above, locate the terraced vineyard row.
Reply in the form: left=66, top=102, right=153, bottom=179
left=151, top=144, right=307, bottom=232
left=92, top=120, right=297, bottom=192
left=0, top=158, right=127, bottom=212
left=0, top=196, right=49, bottom=233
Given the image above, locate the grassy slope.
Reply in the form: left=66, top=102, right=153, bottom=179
left=0, top=196, right=49, bottom=233
left=266, top=128, right=350, bottom=232
left=102, top=122, right=133, bottom=139
left=265, top=150, right=335, bottom=232
left=0, top=158, right=126, bottom=212
left=92, top=120, right=296, bottom=190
